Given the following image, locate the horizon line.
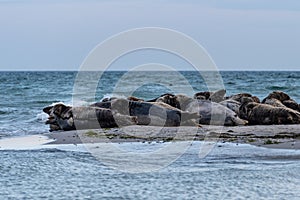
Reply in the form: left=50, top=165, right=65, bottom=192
left=1, top=69, right=300, bottom=72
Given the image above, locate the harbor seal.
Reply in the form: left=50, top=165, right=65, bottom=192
left=226, top=93, right=260, bottom=103
left=282, top=100, right=300, bottom=112
left=239, top=101, right=300, bottom=125
left=193, top=91, right=211, bottom=100
left=89, top=98, right=200, bottom=126
left=111, top=98, right=200, bottom=126
left=147, top=93, right=181, bottom=109
left=43, top=103, right=75, bottom=131
left=262, top=91, right=300, bottom=112
left=43, top=103, right=137, bottom=131
left=127, top=96, right=144, bottom=102
left=174, top=95, right=247, bottom=126
left=186, top=100, right=247, bottom=126
left=262, top=91, right=291, bottom=102
left=193, top=89, right=226, bottom=103
left=263, top=98, right=286, bottom=108
left=72, top=107, right=137, bottom=129
left=219, top=99, right=241, bottom=115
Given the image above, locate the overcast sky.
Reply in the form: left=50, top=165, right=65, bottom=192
left=0, top=0, right=300, bottom=71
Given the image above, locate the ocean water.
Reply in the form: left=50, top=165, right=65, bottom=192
left=0, top=142, right=300, bottom=199
left=1, top=71, right=300, bottom=199
left=1, top=71, right=300, bottom=137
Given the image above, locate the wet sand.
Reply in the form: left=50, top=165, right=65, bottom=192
left=44, top=125, right=300, bottom=150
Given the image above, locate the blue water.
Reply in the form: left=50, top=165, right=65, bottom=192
left=0, top=142, right=300, bottom=199
left=0, top=71, right=300, bottom=199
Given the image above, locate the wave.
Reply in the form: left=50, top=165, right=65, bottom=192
left=47, top=101, right=72, bottom=107
left=0, top=108, right=16, bottom=115
left=100, top=93, right=128, bottom=102
left=36, top=112, right=49, bottom=122
left=265, top=86, right=290, bottom=91
left=0, top=110, right=9, bottom=115
left=225, top=81, right=235, bottom=85
left=287, top=75, right=300, bottom=79
left=35, top=100, right=63, bottom=104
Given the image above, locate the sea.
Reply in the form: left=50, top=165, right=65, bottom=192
left=0, top=71, right=300, bottom=199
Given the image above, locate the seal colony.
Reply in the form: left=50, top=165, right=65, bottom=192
left=43, top=90, right=300, bottom=132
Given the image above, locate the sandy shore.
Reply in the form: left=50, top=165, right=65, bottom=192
left=44, top=125, right=300, bottom=150
left=0, top=135, right=54, bottom=150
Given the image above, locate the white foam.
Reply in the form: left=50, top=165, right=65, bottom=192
left=99, top=93, right=128, bottom=102
left=48, top=101, right=72, bottom=107
left=36, top=112, right=49, bottom=122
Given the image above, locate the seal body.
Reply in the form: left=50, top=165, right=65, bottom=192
left=185, top=100, right=247, bottom=126
left=147, top=93, right=181, bottom=109
left=226, top=93, right=260, bottom=103
left=43, top=103, right=74, bottom=131
left=193, top=89, right=226, bottom=103
left=111, top=99, right=200, bottom=126
left=240, top=101, right=300, bottom=125
left=169, top=95, right=247, bottom=126
left=43, top=103, right=137, bottom=131
left=262, top=91, right=300, bottom=112
left=219, top=99, right=241, bottom=115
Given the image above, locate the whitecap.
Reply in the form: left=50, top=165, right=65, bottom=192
left=36, top=112, right=49, bottom=122
left=99, top=93, right=128, bottom=102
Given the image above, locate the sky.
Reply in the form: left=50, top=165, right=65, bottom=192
left=0, top=0, right=300, bottom=71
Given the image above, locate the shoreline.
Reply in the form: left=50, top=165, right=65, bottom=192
left=44, top=125, right=300, bottom=150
